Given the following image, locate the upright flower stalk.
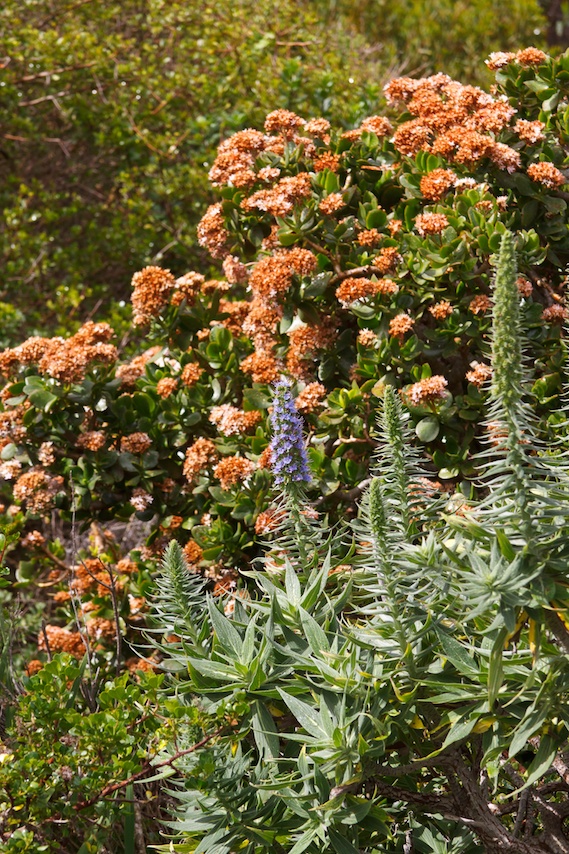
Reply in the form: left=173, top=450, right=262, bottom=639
left=270, top=380, right=311, bottom=489
left=270, top=380, right=313, bottom=563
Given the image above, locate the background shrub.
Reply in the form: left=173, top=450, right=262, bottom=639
left=0, top=0, right=547, bottom=337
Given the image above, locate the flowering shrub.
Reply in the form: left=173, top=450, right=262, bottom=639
left=1, top=49, right=569, bottom=653
left=146, top=234, right=569, bottom=852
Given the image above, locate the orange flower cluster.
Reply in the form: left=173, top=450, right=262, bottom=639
left=295, top=382, right=327, bottom=413
left=514, top=119, right=545, bottom=145
left=484, top=48, right=546, bottom=72
left=420, top=168, right=456, bottom=201
left=131, top=266, right=176, bottom=325
left=76, top=430, right=106, bottom=451
left=116, top=346, right=160, bottom=386
left=542, top=305, right=569, bottom=324
left=406, top=375, right=448, bottom=405
left=465, top=362, right=493, bottom=387
left=374, top=246, right=403, bottom=274
left=183, top=438, right=219, bottom=482
left=242, top=173, right=312, bottom=217
left=335, top=276, right=398, bottom=307
left=0, top=323, right=117, bottom=383
left=469, top=294, right=492, bottom=314
left=384, top=72, right=529, bottom=173
left=38, top=625, right=85, bottom=658
left=214, top=455, right=256, bottom=490
left=13, top=468, right=63, bottom=513
left=527, top=162, right=566, bottom=188
left=313, top=152, right=341, bottom=172
left=209, top=405, right=262, bottom=436
left=240, top=351, right=281, bottom=384
left=222, top=255, right=249, bottom=284
left=429, top=301, right=453, bottom=320
left=517, top=277, right=533, bottom=298
left=357, top=228, right=383, bottom=247
left=249, top=248, right=318, bottom=300
left=197, top=203, right=229, bottom=259
left=357, top=329, right=379, bottom=348
left=389, top=313, right=415, bottom=341
left=120, top=432, right=152, bottom=455
left=181, top=362, right=204, bottom=387
left=255, top=508, right=283, bottom=534
left=287, top=319, right=336, bottom=380
left=218, top=299, right=250, bottom=335
left=183, top=539, right=204, bottom=568
left=319, top=193, right=345, bottom=215
left=414, top=213, right=449, bottom=236
left=171, top=271, right=205, bottom=307
left=156, top=377, right=178, bottom=398
left=264, top=109, right=305, bottom=136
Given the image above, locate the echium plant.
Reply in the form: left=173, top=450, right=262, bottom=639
left=148, top=230, right=569, bottom=853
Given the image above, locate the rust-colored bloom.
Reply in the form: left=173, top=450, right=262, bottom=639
left=38, top=625, right=85, bottom=658
left=319, top=193, right=345, bottom=215
left=527, top=162, right=565, bottom=188
left=516, top=47, right=547, bottom=66
left=485, top=51, right=515, bottom=71
left=393, top=119, right=433, bottom=156
left=120, top=432, right=152, bottom=455
left=336, top=277, right=398, bottom=307
left=389, top=313, right=415, bottom=341
left=517, top=277, right=533, bottom=298
left=183, top=438, right=219, bottom=482
left=357, top=328, right=379, bottom=348
left=156, top=377, right=178, bottom=398
left=222, top=255, right=249, bottom=284
left=131, top=266, right=175, bottom=325
left=197, top=203, right=229, bottom=259
left=181, top=362, right=204, bottom=387
left=183, top=540, right=203, bottom=567
left=295, top=382, right=327, bottom=413
left=171, top=271, right=205, bottom=307
left=542, top=305, right=569, bottom=324
left=429, top=301, right=453, bottom=320
left=466, top=362, right=493, bottom=387
left=420, top=169, right=456, bottom=201
left=255, top=508, right=283, bottom=534
left=415, top=213, right=449, bottom=236
left=264, top=109, right=305, bottom=136
left=374, top=246, right=403, bottom=274
left=469, top=294, right=492, bottom=314
left=514, top=119, right=545, bottom=145
left=357, top=228, right=383, bottom=247
left=214, top=455, right=256, bottom=490
left=406, top=375, right=448, bottom=405
left=14, top=469, right=63, bottom=513
left=312, top=152, right=341, bottom=172
left=209, top=405, right=262, bottom=436
left=240, top=351, right=281, bottom=384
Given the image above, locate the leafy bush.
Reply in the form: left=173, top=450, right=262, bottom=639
left=322, top=0, right=547, bottom=84
left=0, top=1, right=548, bottom=335
left=1, top=49, right=569, bottom=587
left=0, top=0, right=383, bottom=335
left=146, top=232, right=569, bottom=853
left=0, top=655, right=169, bottom=853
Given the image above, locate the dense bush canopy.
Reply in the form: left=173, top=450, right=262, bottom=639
left=0, top=0, right=547, bottom=336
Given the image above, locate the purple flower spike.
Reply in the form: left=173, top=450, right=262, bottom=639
left=270, top=380, right=311, bottom=487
